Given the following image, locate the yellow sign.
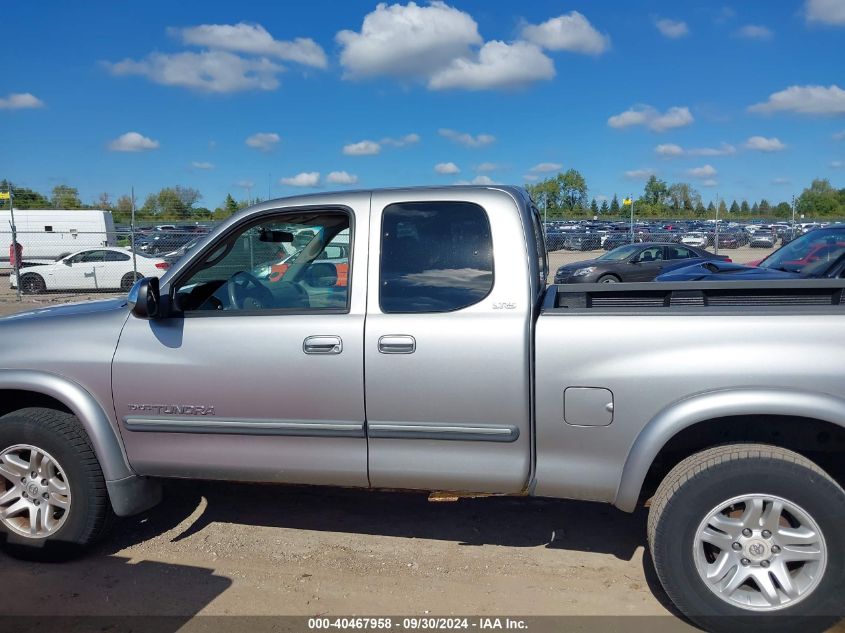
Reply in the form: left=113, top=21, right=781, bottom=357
left=0, top=192, right=9, bottom=200
left=622, top=198, right=632, bottom=205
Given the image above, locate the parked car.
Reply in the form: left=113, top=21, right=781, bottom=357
left=602, top=232, right=632, bottom=250
left=136, top=232, right=198, bottom=255
left=562, top=233, right=601, bottom=251
left=680, top=232, right=708, bottom=248
left=750, top=232, right=776, bottom=248
left=554, top=242, right=729, bottom=284
left=658, top=225, right=845, bottom=281
left=10, top=247, right=169, bottom=293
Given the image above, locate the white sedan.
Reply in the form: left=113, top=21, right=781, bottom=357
left=11, top=247, right=169, bottom=294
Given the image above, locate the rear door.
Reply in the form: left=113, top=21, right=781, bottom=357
left=364, top=189, right=533, bottom=494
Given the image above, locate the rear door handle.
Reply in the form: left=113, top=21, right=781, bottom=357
left=378, top=335, right=416, bottom=354
left=303, top=335, right=343, bottom=355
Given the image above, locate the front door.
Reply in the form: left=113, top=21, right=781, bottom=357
left=364, top=190, right=533, bottom=494
left=628, top=245, right=666, bottom=281
left=112, top=198, right=370, bottom=487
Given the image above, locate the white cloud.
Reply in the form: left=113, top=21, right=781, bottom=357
left=326, top=171, right=359, bottom=184
left=0, top=92, right=44, bottom=110
left=106, top=51, right=283, bottom=93
left=625, top=168, right=656, bottom=180
left=687, top=164, right=718, bottom=179
left=702, top=179, right=719, bottom=187
left=830, top=160, right=844, bottom=169
left=806, top=0, right=845, bottom=25
left=435, top=162, right=460, bottom=174
left=108, top=132, right=160, bottom=152
left=175, top=23, right=327, bottom=68
left=523, top=174, right=539, bottom=182
left=343, top=140, right=381, bottom=155
left=736, top=24, right=774, bottom=40
left=655, top=143, right=684, bottom=157
left=191, top=161, right=214, bottom=170
left=608, top=105, right=694, bottom=132
left=337, top=1, right=481, bottom=79
left=456, top=175, right=497, bottom=185
left=475, top=162, right=499, bottom=172
left=245, top=132, right=280, bottom=152
left=656, top=142, right=736, bottom=157
left=749, top=84, right=845, bottom=116
left=236, top=179, right=255, bottom=189
left=520, top=11, right=610, bottom=55
left=380, top=133, right=421, bottom=147
left=744, top=136, right=787, bottom=152
left=529, top=162, right=563, bottom=173
left=438, top=128, right=495, bottom=147
left=428, top=40, right=554, bottom=91
left=833, top=130, right=845, bottom=140
left=771, top=177, right=790, bottom=185
left=655, top=18, right=689, bottom=38
left=280, top=172, right=320, bottom=187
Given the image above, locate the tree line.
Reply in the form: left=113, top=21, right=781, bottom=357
left=525, top=172, right=845, bottom=220
left=0, top=180, right=252, bottom=224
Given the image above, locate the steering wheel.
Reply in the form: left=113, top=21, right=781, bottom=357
left=227, top=271, right=275, bottom=310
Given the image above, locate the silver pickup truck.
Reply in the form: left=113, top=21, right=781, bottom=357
left=1, top=186, right=843, bottom=630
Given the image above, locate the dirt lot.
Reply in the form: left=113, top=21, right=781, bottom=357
left=1, top=253, right=842, bottom=632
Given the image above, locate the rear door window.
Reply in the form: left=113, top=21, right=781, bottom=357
left=380, top=201, right=494, bottom=314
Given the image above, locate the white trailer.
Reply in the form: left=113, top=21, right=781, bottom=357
left=1, top=209, right=117, bottom=269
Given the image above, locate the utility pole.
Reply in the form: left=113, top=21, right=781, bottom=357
left=130, top=187, right=138, bottom=282
left=791, top=194, right=796, bottom=228
left=714, top=194, right=720, bottom=255
left=8, top=184, right=21, bottom=301
left=629, top=195, right=634, bottom=244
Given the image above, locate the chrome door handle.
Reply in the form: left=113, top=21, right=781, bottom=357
left=303, top=335, right=343, bottom=355
left=378, top=335, right=416, bottom=354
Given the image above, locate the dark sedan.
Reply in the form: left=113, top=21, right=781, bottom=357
left=554, top=242, right=730, bottom=284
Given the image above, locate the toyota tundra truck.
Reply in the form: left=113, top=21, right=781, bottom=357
left=0, top=186, right=843, bottom=631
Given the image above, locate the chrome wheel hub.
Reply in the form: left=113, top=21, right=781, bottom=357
left=693, top=494, right=826, bottom=611
left=0, top=444, right=72, bottom=538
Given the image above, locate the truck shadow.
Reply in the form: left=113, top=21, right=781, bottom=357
left=0, top=552, right=231, bottom=629
left=112, top=480, right=648, bottom=560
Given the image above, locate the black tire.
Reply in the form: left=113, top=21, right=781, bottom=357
left=120, top=271, right=141, bottom=291
left=598, top=274, right=620, bottom=283
left=19, top=273, right=45, bottom=295
left=648, top=444, right=844, bottom=633
left=0, top=407, right=113, bottom=561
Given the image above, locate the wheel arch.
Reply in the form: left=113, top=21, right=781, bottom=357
left=0, top=370, right=132, bottom=482
left=614, top=388, right=845, bottom=512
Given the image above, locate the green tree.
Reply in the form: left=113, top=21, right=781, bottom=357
left=51, top=184, right=82, bottom=209
left=740, top=200, right=750, bottom=214
left=707, top=201, right=716, bottom=215
left=752, top=202, right=760, bottom=214
left=600, top=199, right=609, bottom=214
left=797, top=179, right=840, bottom=217
left=643, top=175, right=669, bottom=207
left=759, top=199, right=771, bottom=213
left=590, top=198, right=599, bottom=216
left=0, top=181, right=50, bottom=209
left=695, top=201, right=706, bottom=215
left=729, top=200, right=740, bottom=214
left=557, top=169, right=588, bottom=214
left=718, top=200, right=728, bottom=216
left=610, top=194, right=620, bottom=215
left=224, top=193, right=239, bottom=214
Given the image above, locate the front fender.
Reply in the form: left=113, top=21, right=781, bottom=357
left=0, top=370, right=161, bottom=516
left=614, top=387, right=845, bottom=512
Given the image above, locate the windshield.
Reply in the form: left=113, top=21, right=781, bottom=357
left=598, top=244, right=640, bottom=261
left=759, top=228, right=845, bottom=273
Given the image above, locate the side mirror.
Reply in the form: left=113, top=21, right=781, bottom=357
left=128, top=277, right=162, bottom=319
left=64, top=259, right=72, bottom=266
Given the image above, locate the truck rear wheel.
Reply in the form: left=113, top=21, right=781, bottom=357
left=0, top=407, right=113, bottom=561
left=648, top=444, right=844, bottom=632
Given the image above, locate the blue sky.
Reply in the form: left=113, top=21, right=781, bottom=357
left=1, top=0, right=844, bottom=209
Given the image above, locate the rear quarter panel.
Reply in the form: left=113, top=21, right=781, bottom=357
left=533, top=311, right=845, bottom=504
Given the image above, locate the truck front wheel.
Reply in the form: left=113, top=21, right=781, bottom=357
left=0, top=407, right=113, bottom=560
left=648, top=444, right=844, bottom=632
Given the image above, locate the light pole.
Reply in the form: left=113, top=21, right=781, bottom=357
left=8, top=184, right=21, bottom=301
